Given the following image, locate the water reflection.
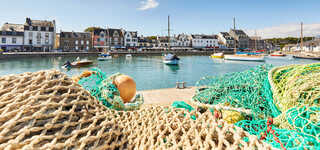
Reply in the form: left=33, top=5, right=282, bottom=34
left=166, top=65, right=180, bottom=73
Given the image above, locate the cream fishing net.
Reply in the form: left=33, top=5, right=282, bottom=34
left=0, top=70, right=273, bottom=149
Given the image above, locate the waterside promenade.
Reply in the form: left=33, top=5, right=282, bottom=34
left=140, top=87, right=197, bottom=106
left=0, top=50, right=234, bottom=59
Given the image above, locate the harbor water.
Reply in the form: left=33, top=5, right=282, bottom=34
left=0, top=55, right=318, bottom=90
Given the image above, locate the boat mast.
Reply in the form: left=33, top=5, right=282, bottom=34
left=107, top=26, right=110, bottom=53
left=168, top=15, right=170, bottom=51
left=255, top=30, right=257, bottom=51
left=233, top=17, right=237, bottom=54
left=300, top=22, right=303, bottom=52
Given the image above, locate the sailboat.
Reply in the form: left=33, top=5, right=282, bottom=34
left=293, top=22, right=320, bottom=60
left=163, top=15, right=180, bottom=65
left=98, top=27, right=113, bottom=61
left=224, top=18, right=265, bottom=62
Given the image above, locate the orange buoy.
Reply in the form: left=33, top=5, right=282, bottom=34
left=113, top=75, right=136, bottom=103
left=80, top=71, right=95, bottom=78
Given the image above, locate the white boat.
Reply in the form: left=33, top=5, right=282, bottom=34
left=224, top=54, right=265, bottom=62
left=126, top=54, right=132, bottom=58
left=163, top=53, right=180, bottom=65
left=98, top=53, right=112, bottom=61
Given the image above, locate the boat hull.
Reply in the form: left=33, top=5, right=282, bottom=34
left=224, top=55, right=265, bottom=62
left=210, top=53, right=224, bottom=59
left=270, top=54, right=286, bottom=57
left=98, top=56, right=112, bottom=61
left=71, top=61, right=93, bottom=67
left=293, top=55, right=320, bottom=60
left=163, top=59, right=179, bottom=65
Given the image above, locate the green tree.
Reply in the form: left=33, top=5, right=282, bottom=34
left=84, top=27, right=103, bottom=32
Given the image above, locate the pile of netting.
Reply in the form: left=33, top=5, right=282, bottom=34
left=77, top=68, right=144, bottom=111
left=191, top=64, right=320, bottom=150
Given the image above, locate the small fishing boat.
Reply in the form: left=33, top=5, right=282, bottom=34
left=270, top=51, right=286, bottom=57
left=98, top=53, right=112, bottom=61
left=126, top=54, right=132, bottom=58
left=293, top=52, right=320, bottom=60
left=65, top=57, right=93, bottom=68
left=163, top=53, right=180, bottom=65
left=224, top=54, right=265, bottom=62
left=210, top=52, right=224, bottom=59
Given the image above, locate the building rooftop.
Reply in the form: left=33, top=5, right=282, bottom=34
left=60, top=31, right=91, bottom=38
left=1, top=23, right=24, bottom=32
left=24, top=18, right=55, bottom=27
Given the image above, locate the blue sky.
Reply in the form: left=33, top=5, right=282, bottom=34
left=1, top=0, right=319, bottom=38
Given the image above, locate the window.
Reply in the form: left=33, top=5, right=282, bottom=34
left=75, top=46, right=78, bottom=50
left=29, top=40, right=32, bottom=44
left=126, top=39, right=130, bottom=42
left=1, top=38, right=6, bottom=43
left=12, top=38, right=16, bottom=44
left=86, top=40, right=89, bottom=44
left=29, top=32, right=33, bottom=38
left=81, top=40, right=84, bottom=45
left=75, top=40, right=78, bottom=45
left=45, top=33, right=49, bottom=44
left=86, top=46, right=89, bottom=50
left=37, top=33, right=41, bottom=44
left=41, top=27, right=46, bottom=31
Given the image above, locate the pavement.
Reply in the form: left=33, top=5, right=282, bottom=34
left=139, top=87, right=197, bottom=106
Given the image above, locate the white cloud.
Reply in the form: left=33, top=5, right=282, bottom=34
left=138, top=0, right=159, bottom=11
left=245, top=23, right=320, bottom=39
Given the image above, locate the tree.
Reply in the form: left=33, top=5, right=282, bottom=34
left=84, top=27, right=103, bottom=32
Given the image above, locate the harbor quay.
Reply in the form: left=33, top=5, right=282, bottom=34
left=0, top=49, right=234, bottom=59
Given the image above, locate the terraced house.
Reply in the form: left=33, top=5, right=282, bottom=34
left=229, top=29, right=249, bottom=49
left=56, top=31, right=92, bottom=52
left=23, top=18, right=56, bottom=51
left=0, top=23, right=24, bottom=51
left=92, top=28, right=125, bottom=51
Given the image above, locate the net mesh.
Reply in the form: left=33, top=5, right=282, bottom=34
left=0, top=70, right=273, bottom=149
left=77, top=68, right=144, bottom=111
left=192, top=64, right=320, bottom=150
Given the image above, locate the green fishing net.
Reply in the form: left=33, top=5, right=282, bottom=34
left=78, top=68, right=144, bottom=111
left=192, top=64, right=280, bottom=119
left=192, top=64, right=320, bottom=150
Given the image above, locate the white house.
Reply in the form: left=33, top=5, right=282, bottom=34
left=217, top=32, right=235, bottom=48
left=0, top=23, right=24, bottom=51
left=23, top=18, right=56, bottom=52
left=191, top=34, right=218, bottom=48
left=124, top=31, right=138, bottom=48
left=174, top=34, right=192, bottom=47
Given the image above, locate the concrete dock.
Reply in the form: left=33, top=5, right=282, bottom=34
left=139, top=87, right=197, bottom=105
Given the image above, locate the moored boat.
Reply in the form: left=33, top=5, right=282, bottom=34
left=270, top=51, right=286, bottom=57
left=126, top=54, right=132, bottom=58
left=293, top=52, right=320, bottom=60
left=98, top=53, right=112, bottom=61
left=210, top=52, right=224, bottom=59
left=70, top=57, right=93, bottom=67
left=224, top=54, right=265, bottom=62
left=163, top=53, right=180, bottom=65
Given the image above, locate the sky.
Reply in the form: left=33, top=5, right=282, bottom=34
left=0, top=0, right=320, bottom=39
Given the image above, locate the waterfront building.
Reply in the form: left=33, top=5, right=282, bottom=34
left=0, top=23, right=24, bottom=51
left=23, top=18, right=56, bottom=52
left=282, top=44, right=297, bottom=52
left=57, top=31, right=92, bottom=52
left=92, top=28, right=125, bottom=51
left=124, top=31, right=138, bottom=49
left=229, top=29, right=250, bottom=49
left=249, top=36, right=267, bottom=50
left=191, top=34, right=218, bottom=49
left=174, top=34, right=192, bottom=47
left=217, top=32, right=235, bottom=48
left=158, top=36, right=169, bottom=48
